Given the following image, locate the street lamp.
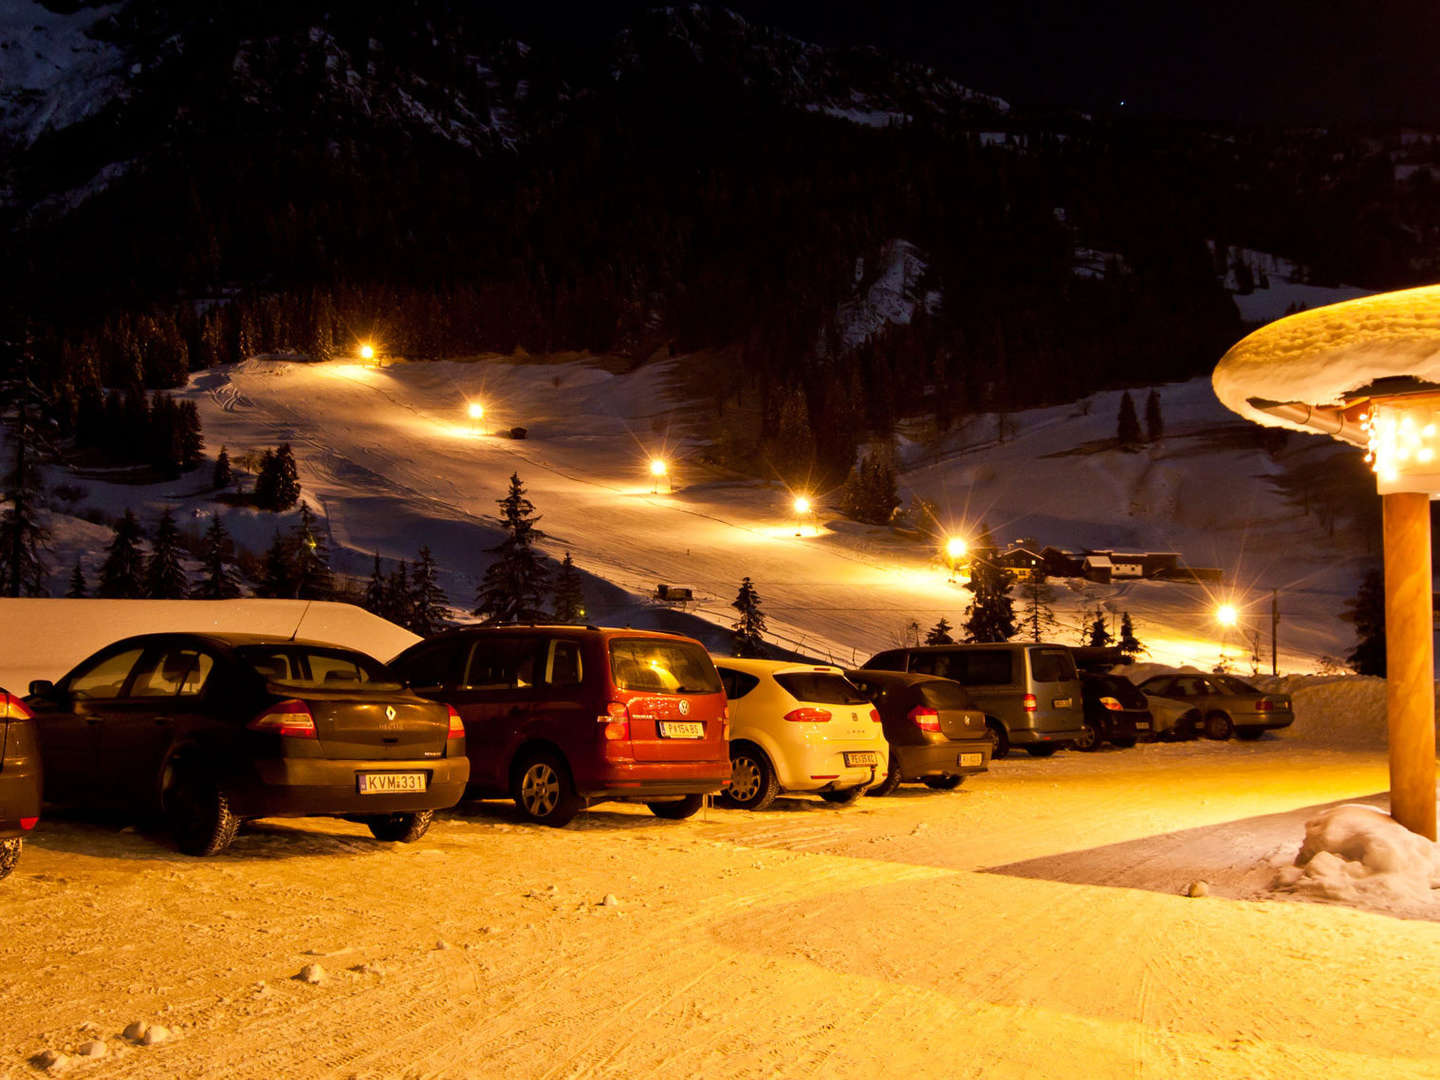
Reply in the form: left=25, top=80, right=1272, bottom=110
left=945, top=536, right=968, bottom=582
left=358, top=342, right=375, bottom=362
left=1215, top=603, right=1238, bottom=628
left=649, top=457, right=668, bottom=494
left=792, top=495, right=812, bottom=536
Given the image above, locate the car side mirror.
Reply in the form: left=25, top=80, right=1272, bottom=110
left=28, top=679, right=54, bottom=698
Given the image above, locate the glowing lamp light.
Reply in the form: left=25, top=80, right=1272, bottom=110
left=649, top=458, right=668, bottom=477
left=1215, top=603, right=1238, bottom=628
left=358, top=343, right=375, bottom=361
left=946, top=537, right=968, bottom=560
left=467, top=402, right=485, bottom=421
left=793, top=496, right=812, bottom=515
left=1361, top=397, right=1440, bottom=494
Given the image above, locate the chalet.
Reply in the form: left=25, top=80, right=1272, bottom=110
left=1082, top=554, right=1113, bottom=583
left=993, top=547, right=1046, bottom=580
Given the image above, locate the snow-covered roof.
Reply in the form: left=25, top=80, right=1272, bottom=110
left=1213, top=284, right=1440, bottom=435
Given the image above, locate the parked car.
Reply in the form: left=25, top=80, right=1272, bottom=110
left=0, top=690, right=41, bottom=880
left=391, top=626, right=730, bottom=826
left=1077, top=672, right=1153, bottom=750
left=1134, top=673, right=1295, bottom=740
left=860, top=643, right=1086, bottom=758
left=844, top=669, right=990, bottom=793
left=1140, top=692, right=1202, bottom=741
left=27, top=633, right=468, bottom=855
left=710, top=658, right=887, bottom=809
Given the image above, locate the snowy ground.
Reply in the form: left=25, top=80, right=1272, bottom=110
left=5, top=729, right=1440, bottom=1078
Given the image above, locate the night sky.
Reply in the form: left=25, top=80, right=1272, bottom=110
left=493, top=0, right=1440, bottom=129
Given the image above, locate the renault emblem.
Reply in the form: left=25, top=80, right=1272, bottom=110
left=678, top=699, right=691, bottom=716
left=385, top=705, right=396, bottom=721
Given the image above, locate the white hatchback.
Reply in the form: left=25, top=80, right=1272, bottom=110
left=711, top=658, right=888, bottom=810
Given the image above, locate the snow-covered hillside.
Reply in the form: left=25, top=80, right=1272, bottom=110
left=29, top=354, right=1376, bottom=673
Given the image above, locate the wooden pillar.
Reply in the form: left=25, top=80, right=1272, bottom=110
left=1383, top=491, right=1437, bottom=840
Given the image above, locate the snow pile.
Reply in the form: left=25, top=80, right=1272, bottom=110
left=834, top=240, right=938, bottom=352
left=1275, top=804, right=1440, bottom=911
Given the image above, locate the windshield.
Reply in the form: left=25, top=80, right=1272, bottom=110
left=236, top=645, right=403, bottom=692
left=609, top=638, right=722, bottom=694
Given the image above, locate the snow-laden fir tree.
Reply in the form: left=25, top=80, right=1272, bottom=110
left=551, top=551, right=586, bottom=624
left=1085, top=607, right=1113, bottom=648
left=1018, top=576, right=1058, bottom=642
left=731, top=576, right=767, bottom=657
left=253, top=448, right=277, bottom=508
left=386, top=559, right=411, bottom=628
left=1117, top=611, right=1145, bottom=662
left=363, top=553, right=387, bottom=616
left=924, top=617, right=955, bottom=645
left=195, top=515, right=242, bottom=599
left=1345, top=569, right=1385, bottom=677
left=0, top=348, right=52, bottom=597
left=962, top=556, right=1016, bottom=643
left=257, top=530, right=296, bottom=598
left=291, top=503, right=332, bottom=600
left=144, top=507, right=189, bottom=599
left=1144, top=390, right=1164, bottom=443
left=272, top=443, right=301, bottom=510
left=409, top=546, right=449, bottom=636
left=65, top=556, right=86, bottom=598
left=98, top=510, right=146, bottom=598
left=474, top=473, right=550, bottom=623
left=1116, top=391, right=1141, bottom=448
left=213, top=446, right=232, bottom=490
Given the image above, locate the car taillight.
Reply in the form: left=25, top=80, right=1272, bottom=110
left=20, top=817, right=37, bottom=830
left=1256, top=699, right=1273, bottom=712
left=0, top=692, right=33, bottom=720
left=784, top=707, right=830, bottom=723
left=907, top=706, right=941, bottom=732
left=598, top=701, right=630, bottom=741
left=721, top=705, right=731, bottom=741
left=446, top=705, right=465, bottom=739
left=869, top=707, right=881, bottom=723
left=248, top=699, right=317, bottom=739
left=1023, top=693, right=1037, bottom=712
left=1099, top=696, right=1123, bottom=712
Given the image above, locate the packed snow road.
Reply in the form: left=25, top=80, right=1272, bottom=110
left=3, top=737, right=1437, bottom=1079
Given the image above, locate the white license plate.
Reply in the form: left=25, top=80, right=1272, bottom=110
left=959, top=752, right=984, bottom=767
left=844, top=751, right=878, bottom=766
left=659, top=721, right=704, bottom=739
left=1053, top=698, right=1073, bottom=709
left=357, top=772, right=427, bottom=795
left=1136, top=721, right=1151, bottom=730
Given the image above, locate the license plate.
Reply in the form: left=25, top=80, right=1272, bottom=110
left=658, top=721, right=704, bottom=739
left=1136, top=721, right=1151, bottom=730
left=357, top=772, right=427, bottom=795
left=959, top=752, right=983, bottom=767
left=844, top=751, right=878, bottom=766
left=1053, top=698, right=1072, bottom=709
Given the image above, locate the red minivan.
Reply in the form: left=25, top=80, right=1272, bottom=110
left=390, top=626, right=730, bottom=826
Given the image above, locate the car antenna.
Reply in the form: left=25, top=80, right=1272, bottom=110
left=288, top=600, right=313, bottom=642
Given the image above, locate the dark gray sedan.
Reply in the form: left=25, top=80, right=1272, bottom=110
left=1135, top=673, right=1294, bottom=740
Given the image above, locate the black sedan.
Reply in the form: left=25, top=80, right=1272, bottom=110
left=844, top=669, right=991, bottom=794
left=27, top=633, right=469, bottom=855
left=1077, top=673, right=1153, bottom=750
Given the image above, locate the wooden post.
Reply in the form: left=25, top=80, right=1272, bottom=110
left=1383, top=491, right=1437, bottom=840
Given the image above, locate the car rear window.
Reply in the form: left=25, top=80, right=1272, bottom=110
left=610, top=639, right=722, bottom=694
left=1210, top=675, right=1261, bottom=695
left=914, top=650, right=1014, bottom=686
left=237, top=646, right=402, bottom=692
left=1029, top=648, right=1077, bottom=683
left=774, top=673, right=869, bottom=705
left=919, top=681, right=972, bottom=709
left=717, top=668, right=761, bottom=700
left=1089, top=675, right=1146, bottom=708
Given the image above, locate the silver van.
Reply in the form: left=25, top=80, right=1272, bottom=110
left=860, top=643, right=1085, bottom=758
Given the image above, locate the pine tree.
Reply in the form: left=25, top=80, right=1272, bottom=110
left=195, top=515, right=242, bottom=599
left=1345, top=569, right=1386, bottom=676
left=474, top=473, right=550, bottom=623
left=258, top=530, right=296, bottom=598
left=144, top=507, right=189, bottom=599
left=66, top=557, right=86, bottom=598
left=1085, top=607, right=1113, bottom=648
left=1116, top=391, right=1141, bottom=448
left=1144, top=390, right=1164, bottom=443
left=731, top=576, right=767, bottom=657
left=98, top=510, right=146, bottom=598
left=213, top=447, right=232, bottom=490
left=840, top=448, right=900, bottom=525
left=551, top=551, right=586, bottom=623
left=291, top=503, right=332, bottom=600
left=363, top=553, right=387, bottom=616
left=0, top=347, right=53, bottom=597
left=924, top=617, right=955, bottom=645
left=177, top=400, right=204, bottom=468
left=253, top=448, right=278, bottom=509
left=1118, top=612, right=1145, bottom=661
left=963, top=555, right=1017, bottom=643
left=409, top=546, right=449, bottom=636
left=386, top=559, right=411, bottom=628
left=1018, top=576, right=1058, bottom=642
left=272, top=443, right=301, bottom=510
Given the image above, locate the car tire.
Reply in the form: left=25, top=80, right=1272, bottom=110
left=647, top=794, right=705, bottom=820
left=922, top=774, right=963, bottom=791
left=1204, top=712, right=1234, bottom=740
left=1234, top=727, right=1265, bottom=741
left=165, top=764, right=240, bottom=856
left=365, top=810, right=434, bottom=842
left=1024, top=744, right=1059, bottom=758
left=1171, top=711, right=1200, bottom=741
left=1074, top=722, right=1101, bottom=752
left=512, top=751, right=582, bottom=827
left=0, top=837, right=19, bottom=880
left=1111, top=737, right=1138, bottom=749
left=865, top=756, right=904, bottom=797
left=985, top=720, right=1010, bottom=760
left=719, top=747, right=779, bottom=811
left=819, top=785, right=866, bottom=805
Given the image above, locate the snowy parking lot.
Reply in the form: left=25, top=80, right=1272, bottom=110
left=5, top=735, right=1439, bottom=1079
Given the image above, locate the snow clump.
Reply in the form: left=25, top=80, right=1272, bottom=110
left=141, top=1026, right=170, bottom=1046
left=74, top=1041, right=105, bottom=1058
left=122, top=1021, right=148, bottom=1042
left=294, top=963, right=327, bottom=985
left=1275, top=804, right=1440, bottom=909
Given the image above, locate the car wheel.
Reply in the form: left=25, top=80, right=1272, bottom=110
left=819, top=785, right=866, bottom=805
left=718, top=747, right=779, bottom=811
left=0, top=837, right=19, bottom=880
left=1074, top=722, right=1100, bottom=752
left=647, top=794, right=705, bottom=820
left=1204, top=712, right=1234, bottom=740
left=365, top=810, right=434, bottom=842
left=165, top=764, right=240, bottom=856
left=985, top=720, right=1010, bottom=760
left=512, top=751, right=582, bottom=827
left=1024, top=744, right=1059, bottom=758
left=1111, top=737, right=1137, bottom=749
left=865, top=756, right=904, bottom=797
left=922, top=774, right=963, bottom=791
left=1235, top=727, right=1265, bottom=741
left=1170, top=711, right=1200, bottom=741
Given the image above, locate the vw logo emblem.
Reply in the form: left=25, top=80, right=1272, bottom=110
left=385, top=706, right=396, bottom=721
left=678, top=699, right=691, bottom=716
